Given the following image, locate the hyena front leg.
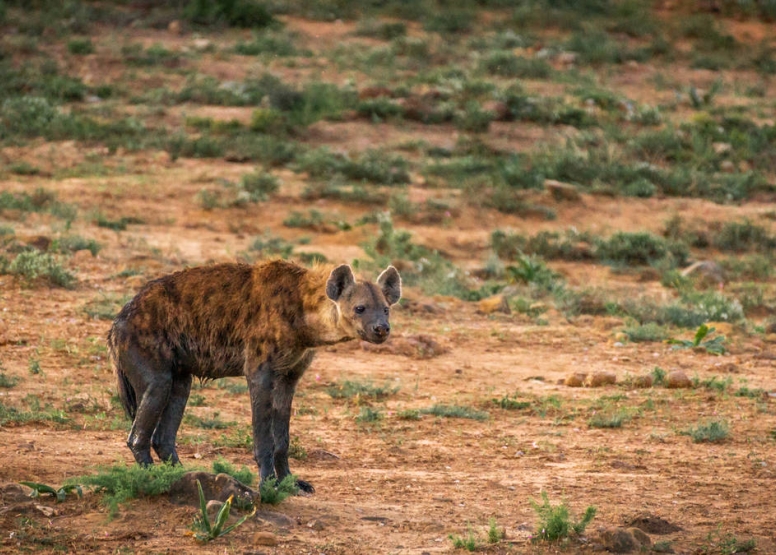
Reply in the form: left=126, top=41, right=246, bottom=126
left=272, top=353, right=314, bottom=493
left=248, top=362, right=276, bottom=485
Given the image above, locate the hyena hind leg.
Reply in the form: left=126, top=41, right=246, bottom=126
left=121, top=347, right=175, bottom=466
left=151, top=373, right=193, bottom=464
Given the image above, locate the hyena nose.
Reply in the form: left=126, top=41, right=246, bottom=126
left=373, top=323, right=390, bottom=337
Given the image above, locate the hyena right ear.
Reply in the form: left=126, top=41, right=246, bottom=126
left=326, top=264, right=356, bottom=302
left=377, top=266, right=402, bottom=305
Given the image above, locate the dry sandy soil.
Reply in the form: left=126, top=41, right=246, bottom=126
left=1, top=10, right=776, bottom=555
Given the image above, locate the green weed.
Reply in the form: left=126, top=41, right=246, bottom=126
left=355, top=407, right=384, bottom=423
left=326, top=380, right=398, bottom=400
left=623, top=323, right=670, bottom=343
left=19, top=482, right=82, bottom=503
left=530, top=491, right=596, bottom=541
left=667, top=324, right=726, bottom=355
left=420, top=404, right=489, bottom=421
left=0, top=373, right=19, bottom=388
left=211, top=458, right=255, bottom=487
left=450, top=527, right=478, bottom=551
left=684, top=420, right=729, bottom=443
left=258, top=475, right=298, bottom=505
left=588, top=410, right=629, bottom=429
left=5, top=251, right=75, bottom=288
left=191, top=479, right=255, bottom=543
left=71, top=462, right=189, bottom=517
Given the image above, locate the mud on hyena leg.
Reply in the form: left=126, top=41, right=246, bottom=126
left=151, top=373, right=192, bottom=464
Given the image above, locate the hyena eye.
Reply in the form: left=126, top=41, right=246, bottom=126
left=383, top=307, right=390, bottom=315
left=354, top=305, right=366, bottom=314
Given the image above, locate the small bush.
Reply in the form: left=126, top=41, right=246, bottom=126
left=72, top=462, right=188, bottom=517
left=420, top=404, right=489, bottom=421
left=327, top=380, right=398, bottom=400
left=258, top=475, right=298, bottom=505
left=6, top=251, right=75, bottom=288
left=595, top=232, right=688, bottom=267
left=355, top=407, right=383, bottom=423
left=67, top=38, right=94, bottom=55
left=530, top=491, right=596, bottom=541
left=623, top=322, right=669, bottom=343
left=685, top=420, right=729, bottom=443
left=480, top=51, right=552, bottom=78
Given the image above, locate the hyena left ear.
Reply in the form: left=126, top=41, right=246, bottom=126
left=326, top=264, right=356, bottom=302
left=377, top=266, right=402, bottom=305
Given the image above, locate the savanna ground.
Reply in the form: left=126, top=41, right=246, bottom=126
left=1, top=1, right=776, bottom=553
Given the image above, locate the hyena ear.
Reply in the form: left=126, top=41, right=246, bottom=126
left=326, top=264, right=356, bottom=302
left=377, top=266, right=402, bottom=305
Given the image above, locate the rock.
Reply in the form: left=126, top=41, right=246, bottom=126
left=168, top=20, right=181, bottom=34
left=307, top=519, right=326, bottom=531
left=35, top=504, right=56, bottom=517
left=206, top=499, right=225, bottom=518
left=252, top=531, right=278, bottom=546
left=666, top=370, right=692, bottom=389
left=545, top=179, right=582, bottom=202
left=720, top=160, right=736, bottom=173
left=712, top=142, right=732, bottom=155
left=477, top=295, right=510, bottom=315
left=565, top=373, right=587, bottom=387
left=632, top=374, right=654, bottom=388
left=169, top=472, right=256, bottom=508
left=0, top=483, right=34, bottom=504
left=599, top=527, right=639, bottom=553
left=585, top=372, right=617, bottom=387
left=628, top=527, right=651, bottom=547
left=626, top=513, right=683, bottom=535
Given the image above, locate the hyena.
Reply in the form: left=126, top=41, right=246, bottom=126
left=107, top=259, right=401, bottom=493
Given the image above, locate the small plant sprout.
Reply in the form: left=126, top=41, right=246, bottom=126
left=20, top=481, right=83, bottom=502
left=191, top=480, right=256, bottom=543
left=666, top=324, right=726, bottom=355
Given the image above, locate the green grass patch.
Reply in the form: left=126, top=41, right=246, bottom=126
left=326, top=380, right=398, bottom=400
left=530, top=490, right=596, bottom=541
left=211, top=458, right=255, bottom=487
left=71, top=462, right=188, bottom=517
left=684, top=420, right=729, bottom=443
left=420, top=404, right=489, bottom=421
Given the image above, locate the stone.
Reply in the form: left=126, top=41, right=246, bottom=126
left=626, top=513, right=682, bottom=534
left=666, top=370, right=692, bottom=389
left=564, top=373, right=587, bottom=387
left=477, top=295, right=510, bottom=315
left=252, top=532, right=278, bottom=546
left=545, top=179, right=582, bottom=202
left=169, top=472, right=257, bottom=508
left=585, top=372, right=617, bottom=387
left=168, top=20, right=181, bottom=35
left=719, top=160, right=736, bottom=173
left=632, top=374, right=654, bottom=388
left=599, top=527, right=638, bottom=553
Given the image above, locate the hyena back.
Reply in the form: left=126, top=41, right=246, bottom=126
left=107, top=259, right=401, bottom=492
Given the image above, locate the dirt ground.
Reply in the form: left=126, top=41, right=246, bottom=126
left=1, top=11, right=776, bottom=555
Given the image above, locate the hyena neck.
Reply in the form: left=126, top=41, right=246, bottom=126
left=302, top=266, right=355, bottom=347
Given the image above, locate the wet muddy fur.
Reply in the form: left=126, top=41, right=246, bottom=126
left=108, top=259, right=401, bottom=493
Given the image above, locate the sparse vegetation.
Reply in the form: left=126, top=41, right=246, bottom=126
left=685, top=420, right=730, bottom=443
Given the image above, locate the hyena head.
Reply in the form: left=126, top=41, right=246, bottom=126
left=326, top=264, right=402, bottom=344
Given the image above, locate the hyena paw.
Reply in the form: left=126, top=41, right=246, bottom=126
left=296, top=479, right=315, bottom=494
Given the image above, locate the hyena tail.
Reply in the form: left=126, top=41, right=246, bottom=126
left=108, top=328, right=137, bottom=421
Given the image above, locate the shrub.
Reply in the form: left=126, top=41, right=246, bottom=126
left=480, top=51, right=552, bottom=78
left=530, top=491, right=596, bottom=541
left=685, top=420, right=729, bottom=443
left=212, top=458, right=255, bottom=487
left=420, top=404, right=489, bottom=421
left=184, top=0, right=274, bottom=28
left=72, top=462, right=188, bottom=517
left=6, top=251, right=75, bottom=288
left=67, top=38, right=94, bottom=55
left=594, top=232, right=688, bottom=267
